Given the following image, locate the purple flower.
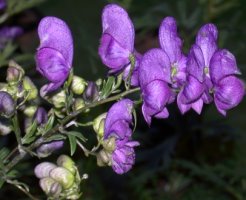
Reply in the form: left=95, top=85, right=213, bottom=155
left=104, top=99, right=139, bottom=174
left=139, top=17, right=184, bottom=124
left=35, top=17, right=73, bottom=96
left=0, top=91, right=15, bottom=117
left=0, top=26, right=23, bottom=50
left=0, top=0, right=6, bottom=10
left=98, top=4, right=140, bottom=86
left=178, top=24, right=244, bottom=115
left=139, top=49, right=173, bottom=125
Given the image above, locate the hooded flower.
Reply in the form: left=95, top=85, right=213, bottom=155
left=104, top=99, right=139, bottom=174
left=210, top=50, right=244, bottom=115
left=0, top=26, right=23, bottom=50
left=139, top=49, right=173, bottom=125
left=178, top=24, right=244, bottom=115
left=98, top=4, right=141, bottom=86
left=33, top=107, right=48, bottom=125
left=36, top=17, right=73, bottom=96
left=177, top=24, right=218, bottom=114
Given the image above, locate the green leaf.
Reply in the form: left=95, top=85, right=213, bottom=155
left=101, top=76, right=115, bottom=98
left=66, top=131, right=87, bottom=142
left=68, top=135, right=77, bottom=156
left=44, top=134, right=66, bottom=143
left=43, top=113, right=55, bottom=133
left=22, top=121, right=38, bottom=145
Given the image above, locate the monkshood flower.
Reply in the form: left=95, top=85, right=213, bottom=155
left=104, top=99, right=139, bottom=174
left=36, top=17, right=73, bottom=96
left=0, top=26, right=23, bottom=50
left=33, top=107, right=48, bottom=125
left=178, top=24, right=244, bottom=115
left=0, top=91, right=15, bottom=117
left=138, top=17, right=186, bottom=124
left=98, top=4, right=141, bottom=86
left=0, top=0, right=6, bottom=10
left=139, top=49, right=174, bottom=125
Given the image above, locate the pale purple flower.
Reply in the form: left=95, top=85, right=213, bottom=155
left=0, top=91, right=15, bottom=117
left=104, top=99, right=139, bottom=174
left=0, top=26, right=23, bottom=50
left=36, top=17, right=73, bottom=96
left=98, top=4, right=140, bottom=86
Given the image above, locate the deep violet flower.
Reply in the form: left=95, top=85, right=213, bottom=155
left=104, top=99, right=139, bottom=174
left=33, top=107, right=48, bottom=125
left=98, top=4, right=141, bottom=86
left=178, top=24, right=244, bottom=115
left=36, top=17, right=73, bottom=96
left=0, top=26, right=23, bottom=50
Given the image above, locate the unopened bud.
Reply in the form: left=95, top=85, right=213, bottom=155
left=71, top=76, right=86, bottom=95
left=50, top=167, right=75, bottom=189
left=57, top=155, right=76, bottom=175
left=39, top=177, right=62, bottom=197
left=6, top=61, right=24, bottom=83
left=23, top=77, right=38, bottom=100
left=73, top=98, right=85, bottom=111
left=37, top=141, right=64, bottom=158
left=33, top=107, right=48, bottom=125
left=0, top=118, right=12, bottom=135
left=96, top=149, right=112, bottom=167
left=93, top=113, right=107, bottom=138
left=23, top=105, right=37, bottom=117
left=0, top=91, right=15, bottom=117
left=83, top=81, right=99, bottom=102
left=102, top=137, right=115, bottom=152
left=51, top=90, right=66, bottom=108
left=34, top=162, right=57, bottom=179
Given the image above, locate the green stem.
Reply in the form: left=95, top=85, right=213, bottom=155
left=12, top=113, right=22, bottom=146
left=4, top=87, right=140, bottom=173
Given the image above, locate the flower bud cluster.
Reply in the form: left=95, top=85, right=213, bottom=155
left=34, top=155, right=85, bottom=199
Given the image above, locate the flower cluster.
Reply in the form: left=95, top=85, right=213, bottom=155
left=97, top=99, right=139, bottom=174
left=98, top=4, right=245, bottom=125
left=34, top=155, right=84, bottom=199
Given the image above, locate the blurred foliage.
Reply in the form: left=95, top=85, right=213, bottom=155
left=0, top=0, right=245, bottom=199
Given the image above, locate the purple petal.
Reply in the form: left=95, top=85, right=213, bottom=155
left=99, top=33, right=131, bottom=69
left=177, top=91, right=191, bottom=114
left=104, top=99, right=133, bottom=138
left=210, top=49, right=241, bottom=83
left=196, top=23, right=218, bottom=67
left=102, top=4, right=134, bottom=52
left=214, top=76, right=245, bottom=115
left=187, top=44, right=205, bottom=82
left=106, top=120, right=132, bottom=139
left=34, top=107, right=48, bottom=125
left=142, top=80, right=171, bottom=111
left=36, top=48, right=69, bottom=83
left=40, top=82, right=64, bottom=97
left=139, top=48, right=171, bottom=86
left=191, top=98, right=204, bottom=114
left=172, top=55, right=187, bottom=87
left=159, top=16, right=182, bottom=63
left=37, top=16, right=73, bottom=66
left=179, top=75, right=204, bottom=104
